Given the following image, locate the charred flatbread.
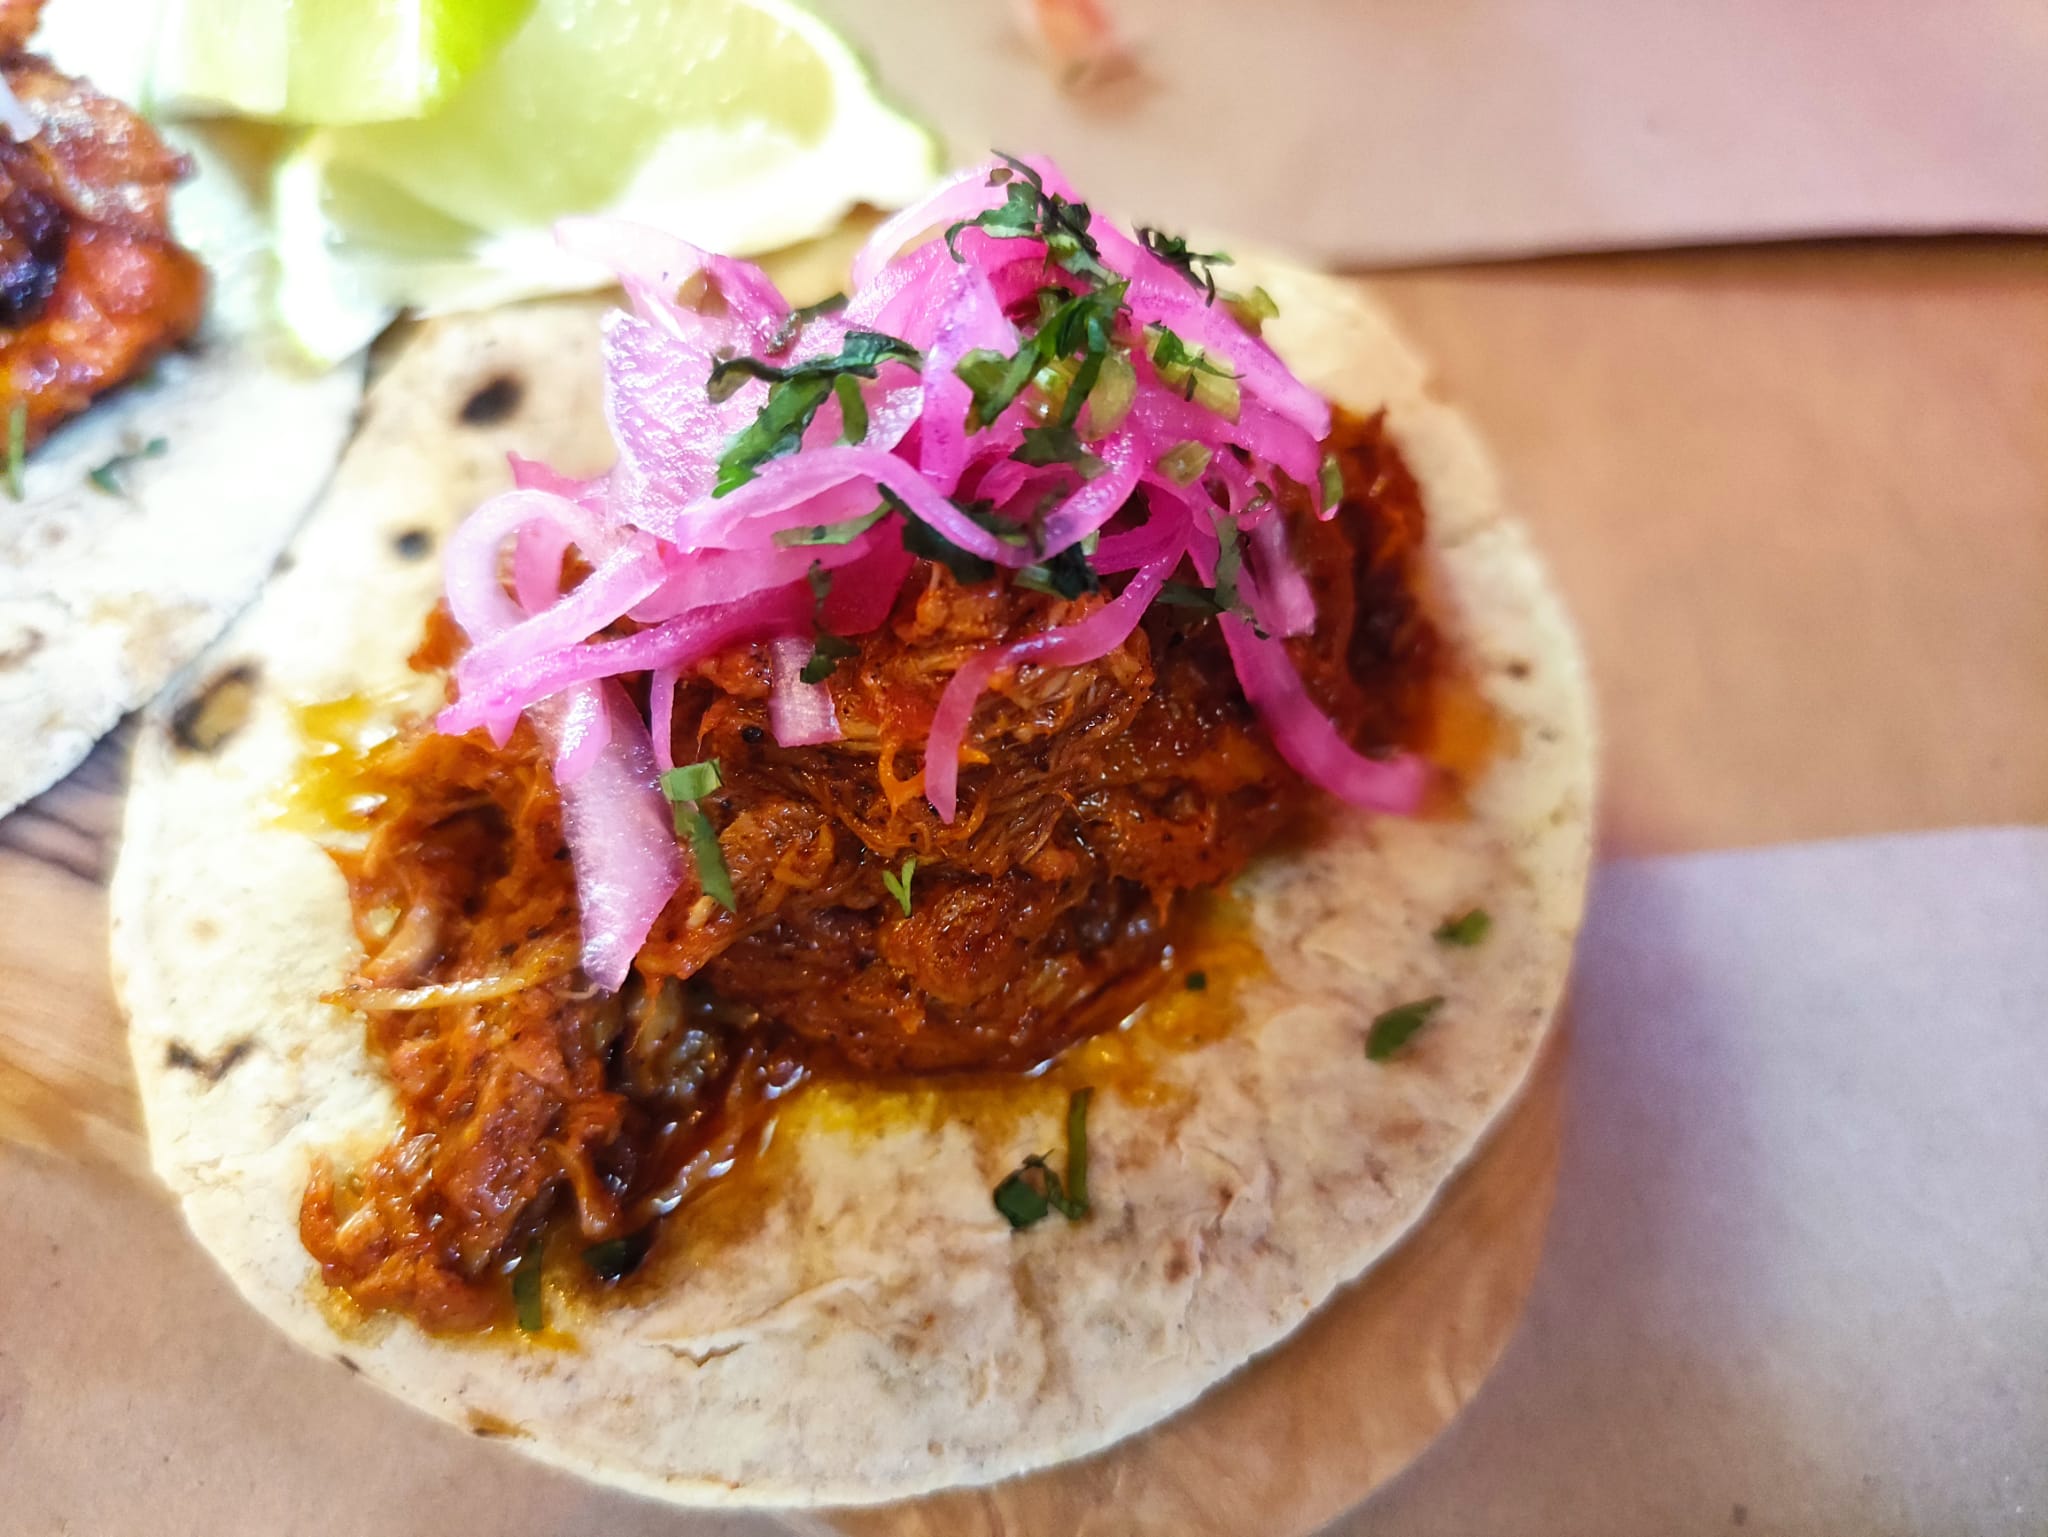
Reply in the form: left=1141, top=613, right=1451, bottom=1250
left=0, top=3, right=360, bottom=815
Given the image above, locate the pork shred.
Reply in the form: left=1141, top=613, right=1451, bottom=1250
left=301, top=410, right=1438, bottom=1330
left=2, top=0, right=204, bottom=447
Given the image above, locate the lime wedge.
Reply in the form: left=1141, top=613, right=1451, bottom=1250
left=271, top=0, right=939, bottom=363
left=152, top=0, right=536, bottom=124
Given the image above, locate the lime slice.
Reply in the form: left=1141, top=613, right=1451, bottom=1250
left=271, top=0, right=939, bottom=363
left=152, top=0, right=536, bottom=124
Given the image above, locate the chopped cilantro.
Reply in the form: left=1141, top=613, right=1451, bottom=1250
left=834, top=373, right=869, bottom=443
left=713, top=375, right=834, bottom=495
left=1012, top=423, right=1104, bottom=478
left=1185, top=970, right=1208, bottom=991
left=801, top=632, right=857, bottom=684
left=956, top=281, right=1127, bottom=433
left=773, top=507, right=887, bottom=547
left=4, top=403, right=24, bottom=501
left=511, top=1239, right=545, bottom=1332
left=674, top=805, right=736, bottom=913
left=1212, top=514, right=1244, bottom=613
left=992, top=1087, right=1094, bottom=1229
left=880, top=856, right=917, bottom=916
left=1015, top=543, right=1100, bottom=600
left=1223, top=285, right=1280, bottom=333
left=1319, top=450, right=1346, bottom=510
left=710, top=330, right=919, bottom=494
left=582, top=1230, right=653, bottom=1282
left=764, top=291, right=848, bottom=355
left=1155, top=441, right=1213, bottom=486
left=1063, top=1085, right=1092, bottom=1211
left=706, top=329, right=921, bottom=402
left=88, top=436, right=169, bottom=496
left=897, top=489, right=999, bottom=584
left=1156, top=579, right=1227, bottom=616
left=955, top=346, right=1042, bottom=432
left=659, top=759, right=723, bottom=802
left=992, top=1157, right=1061, bottom=1229
left=659, top=760, right=737, bottom=913
left=945, top=154, right=1115, bottom=284
left=1434, top=909, right=1492, bottom=947
left=1144, top=323, right=1241, bottom=419
left=1136, top=227, right=1232, bottom=303
left=1367, top=996, right=1445, bottom=1061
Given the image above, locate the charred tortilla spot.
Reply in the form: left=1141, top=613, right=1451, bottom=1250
left=1162, top=1247, right=1192, bottom=1284
left=459, top=374, right=524, bottom=426
left=164, top=1037, right=252, bottom=1082
left=393, top=528, right=434, bottom=561
left=1505, top=658, right=1532, bottom=680
left=170, top=664, right=258, bottom=754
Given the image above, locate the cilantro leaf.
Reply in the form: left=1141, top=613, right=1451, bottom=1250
left=1012, top=423, right=1104, bottom=477
left=955, top=345, right=1043, bottom=432
left=801, top=632, right=858, bottom=685
left=1366, top=996, right=1445, bottom=1061
left=992, top=1088, right=1094, bottom=1229
left=1434, top=909, right=1492, bottom=947
left=706, top=329, right=921, bottom=402
left=1155, top=579, right=1228, bottom=616
left=658, top=760, right=723, bottom=801
left=713, top=374, right=834, bottom=495
left=1137, top=227, right=1233, bottom=303
left=880, top=856, right=917, bottom=916
left=1319, top=450, right=1346, bottom=510
left=1155, top=441, right=1213, bottom=486
left=88, top=436, right=168, bottom=496
left=946, top=154, right=1114, bottom=283
left=1212, top=514, right=1244, bottom=613
left=834, top=372, right=868, bottom=444
left=1223, top=285, right=1279, bottom=333
left=955, top=282, right=1127, bottom=434
left=1062, top=1085, right=1092, bottom=1212
left=511, top=1239, right=545, bottom=1332
left=773, top=507, right=887, bottom=547
left=1144, top=323, right=1241, bottom=418
left=659, top=760, right=737, bottom=913
left=710, top=330, right=920, bottom=494
left=1015, top=543, right=1100, bottom=600
left=4, top=403, right=24, bottom=501
left=582, top=1229, right=653, bottom=1282
left=764, top=291, right=848, bottom=355
left=673, top=804, right=737, bottom=913
left=992, top=1156, right=1059, bottom=1228
left=896, top=489, right=999, bottom=585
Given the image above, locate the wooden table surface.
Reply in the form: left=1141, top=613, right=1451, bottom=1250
left=2, top=236, right=2042, bottom=1536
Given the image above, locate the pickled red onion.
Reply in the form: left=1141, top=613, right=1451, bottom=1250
left=1219, top=611, right=1427, bottom=814
left=0, top=77, right=36, bottom=142
left=436, top=155, right=1425, bottom=988
left=768, top=635, right=842, bottom=747
left=925, top=541, right=1182, bottom=823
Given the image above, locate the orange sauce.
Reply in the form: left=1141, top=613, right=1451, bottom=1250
left=277, top=694, right=404, bottom=835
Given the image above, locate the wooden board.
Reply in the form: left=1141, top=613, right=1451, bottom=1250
left=2, top=237, right=2043, bottom=1535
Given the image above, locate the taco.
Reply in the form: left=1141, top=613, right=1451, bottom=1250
left=0, top=0, right=359, bottom=815
left=113, top=157, right=1593, bottom=1506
